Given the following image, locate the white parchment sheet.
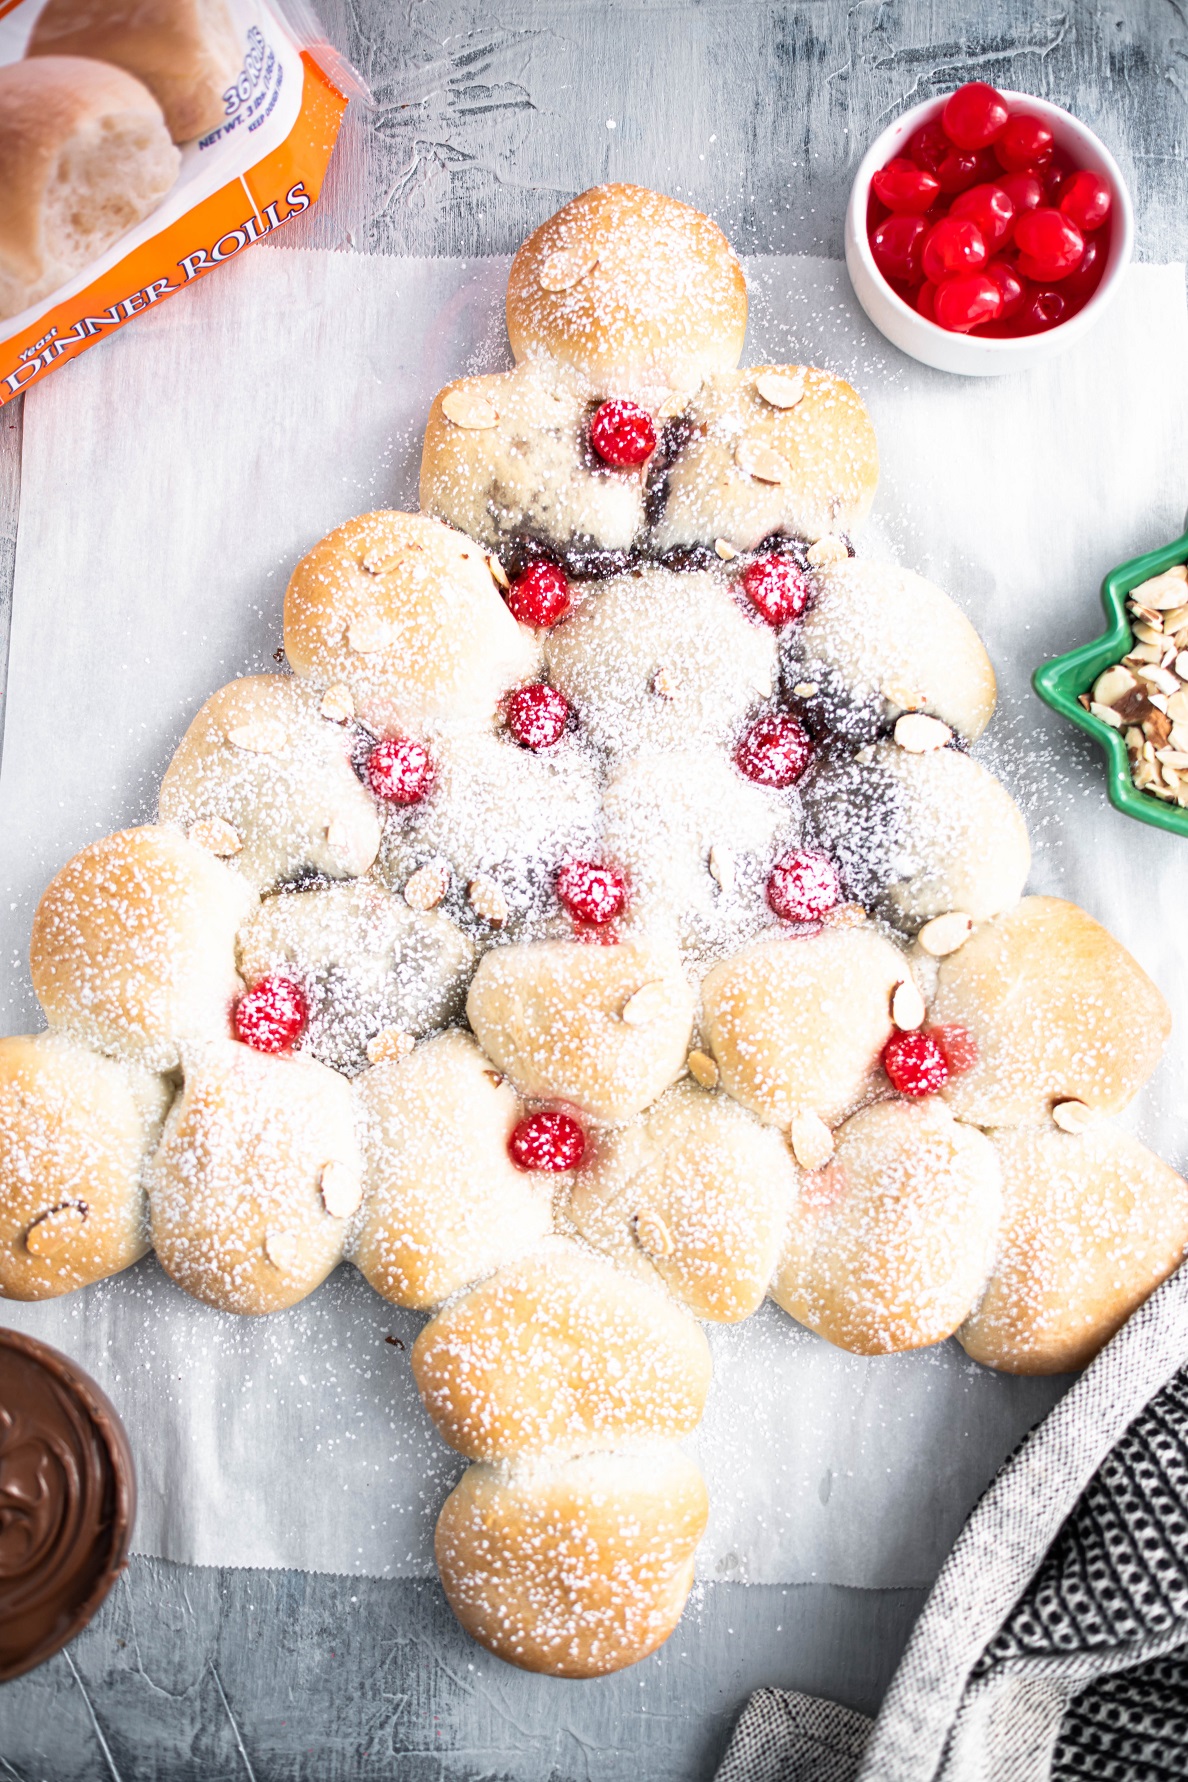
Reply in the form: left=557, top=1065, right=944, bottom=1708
left=1, top=247, right=1186, bottom=1584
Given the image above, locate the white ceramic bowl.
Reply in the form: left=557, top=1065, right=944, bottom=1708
left=844, top=90, right=1134, bottom=376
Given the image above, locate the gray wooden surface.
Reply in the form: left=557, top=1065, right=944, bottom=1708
left=2, top=2, right=1187, bottom=1776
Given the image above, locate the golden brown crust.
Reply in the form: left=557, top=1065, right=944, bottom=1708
left=506, top=184, right=747, bottom=394
left=960, top=1125, right=1188, bottom=1375
left=435, top=1449, right=708, bottom=1676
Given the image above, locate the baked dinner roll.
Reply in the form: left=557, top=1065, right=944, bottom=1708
left=0, top=57, right=179, bottom=322
left=283, top=512, right=540, bottom=737
left=960, top=1125, right=1188, bottom=1375
left=351, top=1031, right=553, bottom=1309
left=804, top=740, right=1030, bottom=934
left=467, top=940, right=695, bottom=1123
left=783, top=559, right=997, bottom=743
left=158, top=675, right=382, bottom=893
left=568, top=1080, right=796, bottom=1321
left=770, top=1098, right=1001, bottom=1354
left=420, top=361, right=645, bottom=575
left=411, top=1241, right=712, bottom=1461
left=650, top=367, right=879, bottom=554
left=436, top=1449, right=709, bottom=1677
left=701, top=926, right=909, bottom=1129
left=378, top=730, right=601, bottom=938
left=31, top=825, right=255, bottom=1071
left=28, top=0, right=241, bottom=144
left=0, top=1033, right=170, bottom=1300
left=932, top=897, right=1171, bottom=1128
left=544, top=567, right=777, bottom=759
left=506, top=184, right=747, bottom=395
left=236, top=879, right=474, bottom=1077
left=149, top=1041, right=360, bottom=1315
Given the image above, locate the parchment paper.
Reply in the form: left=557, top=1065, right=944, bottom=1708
left=1, top=247, right=1185, bottom=1585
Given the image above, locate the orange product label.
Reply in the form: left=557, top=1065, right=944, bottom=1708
left=0, top=53, right=347, bottom=406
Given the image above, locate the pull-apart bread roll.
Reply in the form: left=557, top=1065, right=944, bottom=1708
left=544, top=567, right=777, bottom=759
left=31, top=824, right=254, bottom=1071
left=960, top=1126, right=1188, bottom=1375
left=932, top=897, right=1171, bottom=1128
left=805, top=740, right=1029, bottom=934
left=771, top=1099, right=1002, bottom=1354
left=436, top=1449, right=709, bottom=1677
left=149, top=1041, right=360, bottom=1314
left=0, top=1034, right=169, bottom=1300
left=701, top=925, right=908, bottom=1129
left=28, top=0, right=241, bottom=144
left=351, top=1031, right=553, bottom=1309
left=506, top=183, right=747, bottom=395
left=784, top=560, right=996, bottom=744
left=0, top=57, right=179, bottom=322
left=568, top=1081, right=796, bottom=1321
left=236, top=879, right=474, bottom=1077
left=466, top=941, right=695, bottom=1123
left=283, top=512, right=540, bottom=737
left=650, top=367, right=879, bottom=555
left=412, top=1241, right=711, bottom=1462
left=159, top=676, right=381, bottom=893
left=420, top=361, right=646, bottom=576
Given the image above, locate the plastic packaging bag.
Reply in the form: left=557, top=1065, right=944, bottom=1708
left=0, top=0, right=365, bottom=403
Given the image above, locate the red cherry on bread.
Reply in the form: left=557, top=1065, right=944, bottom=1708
left=366, top=737, right=434, bottom=805
left=766, top=851, right=840, bottom=923
left=556, top=860, right=626, bottom=926
left=507, top=561, right=571, bottom=627
left=506, top=682, right=570, bottom=749
left=741, top=554, right=812, bottom=627
left=994, top=112, right=1054, bottom=172
left=235, top=976, right=308, bottom=1054
left=871, top=157, right=940, bottom=214
left=883, top=1029, right=949, bottom=1098
left=1014, top=207, right=1084, bottom=280
left=589, top=400, right=656, bottom=467
left=735, top=713, right=814, bottom=787
left=942, top=81, right=1009, bottom=151
left=508, top=1110, right=586, bottom=1172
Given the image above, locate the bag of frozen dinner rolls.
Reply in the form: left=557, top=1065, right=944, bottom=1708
left=0, top=0, right=363, bottom=402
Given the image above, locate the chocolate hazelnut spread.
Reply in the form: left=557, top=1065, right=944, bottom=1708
left=0, top=1329, right=135, bottom=1682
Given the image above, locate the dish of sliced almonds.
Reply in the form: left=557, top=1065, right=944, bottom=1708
left=1079, top=561, right=1188, bottom=807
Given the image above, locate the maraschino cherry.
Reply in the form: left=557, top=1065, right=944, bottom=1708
left=766, top=851, right=840, bottom=922
left=735, top=713, right=813, bottom=787
left=366, top=737, right=433, bottom=804
left=506, top=682, right=570, bottom=749
left=508, top=1110, right=586, bottom=1171
left=556, top=860, right=626, bottom=925
left=741, top=554, right=812, bottom=627
left=589, top=400, right=656, bottom=467
left=507, top=562, right=571, bottom=627
left=883, top=1029, right=949, bottom=1098
left=235, top=976, right=308, bottom=1053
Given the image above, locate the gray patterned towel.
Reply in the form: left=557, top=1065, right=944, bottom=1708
left=715, top=1265, right=1188, bottom=1782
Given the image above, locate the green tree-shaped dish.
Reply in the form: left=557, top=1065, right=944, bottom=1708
left=1033, top=528, right=1188, bottom=838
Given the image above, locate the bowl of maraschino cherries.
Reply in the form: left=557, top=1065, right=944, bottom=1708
left=845, top=81, right=1133, bottom=375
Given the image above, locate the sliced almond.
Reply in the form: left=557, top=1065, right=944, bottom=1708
left=755, top=370, right=806, bottom=410
left=917, top=911, right=973, bottom=957
left=347, top=616, right=394, bottom=655
left=735, top=438, right=790, bottom=485
left=894, top=712, right=952, bottom=753
left=1089, top=700, right=1125, bottom=729
left=468, top=873, right=509, bottom=927
left=1175, top=651, right=1188, bottom=681
left=1167, top=691, right=1188, bottom=724
left=359, top=551, right=401, bottom=576
left=404, top=860, right=450, bottom=911
left=714, top=538, right=738, bottom=561
left=441, top=388, right=499, bottom=430
left=487, top=554, right=510, bottom=590
left=188, top=817, right=242, bottom=858
left=822, top=901, right=866, bottom=928
left=1052, top=1099, right=1095, bottom=1135
left=483, top=1069, right=505, bottom=1088
left=324, top=819, right=353, bottom=859
left=264, top=1229, right=301, bottom=1273
left=1157, top=749, right=1188, bottom=769
left=1092, top=664, right=1137, bottom=706
left=320, top=1161, right=363, bottom=1219
left=634, top=1209, right=675, bottom=1258
left=1139, top=664, right=1181, bottom=696
left=752, top=669, right=775, bottom=699
left=366, top=1026, right=416, bottom=1066
left=1132, top=565, right=1188, bottom=607
left=621, top=981, right=669, bottom=1026
left=656, top=388, right=693, bottom=421
left=891, top=977, right=926, bottom=1031
left=708, top=843, right=735, bottom=892
left=1133, top=620, right=1166, bottom=647
left=687, top=1049, right=720, bottom=1089
left=25, top=1203, right=86, bottom=1258
left=652, top=665, right=679, bottom=700
left=806, top=536, right=848, bottom=569
left=885, top=684, right=927, bottom=713
left=790, top=1110, right=835, bottom=1172
left=226, top=719, right=287, bottom=756
left=792, top=681, right=819, bottom=698
left=537, top=247, right=599, bottom=291
left=320, top=683, right=355, bottom=723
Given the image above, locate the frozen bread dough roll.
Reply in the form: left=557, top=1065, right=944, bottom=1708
left=435, top=1449, right=709, bottom=1676
left=412, top=1241, right=712, bottom=1461
left=28, top=0, right=242, bottom=144
left=932, top=896, right=1171, bottom=1128
left=770, top=1098, right=1002, bottom=1354
left=960, top=1125, right=1188, bottom=1375
left=351, top=1031, right=553, bottom=1309
left=506, top=183, right=747, bottom=395
left=0, top=1033, right=169, bottom=1300
left=30, top=825, right=255, bottom=1072
left=0, top=57, right=179, bottom=322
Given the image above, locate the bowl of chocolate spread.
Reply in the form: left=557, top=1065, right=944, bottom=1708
left=0, top=1328, right=135, bottom=1681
